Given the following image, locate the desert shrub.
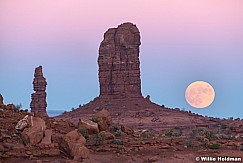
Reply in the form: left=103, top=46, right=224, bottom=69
left=189, top=129, right=203, bottom=138
left=240, top=146, right=243, bottom=151
left=90, top=116, right=99, bottom=123
left=1, top=149, right=6, bottom=155
left=228, top=117, right=233, bottom=120
left=95, top=107, right=103, bottom=112
left=184, top=139, right=194, bottom=149
left=165, top=129, right=173, bottom=137
left=115, top=130, right=124, bottom=137
left=78, top=128, right=89, bottom=139
left=17, top=135, right=24, bottom=144
left=110, top=125, right=120, bottom=132
left=12, top=120, right=18, bottom=125
left=204, top=131, right=216, bottom=141
left=110, top=139, right=123, bottom=145
left=218, top=124, right=228, bottom=130
left=165, top=129, right=182, bottom=137
left=210, top=143, right=220, bottom=149
left=92, top=133, right=105, bottom=145
left=173, top=131, right=182, bottom=137
left=14, top=104, right=22, bottom=110
left=140, top=131, right=155, bottom=139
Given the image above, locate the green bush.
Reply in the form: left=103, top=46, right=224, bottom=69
left=78, top=128, right=89, bottom=139
left=204, top=131, right=216, bottom=141
left=92, top=133, right=105, bottom=145
left=165, top=129, right=173, bottom=137
left=210, top=143, right=220, bottom=149
left=14, top=104, right=22, bottom=110
left=110, top=125, right=120, bottom=132
left=184, top=139, right=194, bottom=149
left=110, top=139, right=123, bottom=145
left=90, top=116, right=99, bottom=123
left=115, top=130, right=124, bottom=137
left=95, top=107, right=103, bottom=111
left=12, top=120, right=18, bottom=125
left=140, top=131, right=155, bottom=139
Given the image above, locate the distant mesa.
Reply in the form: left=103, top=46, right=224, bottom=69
left=98, top=22, right=142, bottom=99
left=30, top=65, right=47, bottom=115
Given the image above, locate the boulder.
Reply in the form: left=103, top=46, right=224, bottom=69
left=41, top=129, right=52, bottom=145
left=95, top=109, right=112, bottom=131
left=15, top=115, right=31, bottom=130
left=78, top=118, right=99, bottom=134
left=62, top=129, right=89, bottom=161
left=100, top=131, right=115, bottom=140
left=21, top=116, right=46, bottom=145
left=121, top=125, right=134, bottom=135
left=6, top=104, right=15, bottom=110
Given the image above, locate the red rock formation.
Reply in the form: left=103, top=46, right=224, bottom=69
left=98, top=22, right=142, bottom=99
left=0, top=94, right=3, bottom=105
left=30, top=66, right=47, bottom=114
left=62, top=129, right=90, bottom=161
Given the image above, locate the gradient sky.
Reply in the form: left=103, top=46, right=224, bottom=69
left=1, top=0, right=243, bottom=118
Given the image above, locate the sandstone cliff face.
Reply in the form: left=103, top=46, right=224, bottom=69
left=30, top=66, right=47, bottom=114
left=98, top=22, right=142, bottom=99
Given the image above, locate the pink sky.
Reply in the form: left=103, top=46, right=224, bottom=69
left=1, top=0, right=242, bottom=55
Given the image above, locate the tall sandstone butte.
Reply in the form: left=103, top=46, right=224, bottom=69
left=30, top=66, right=47, bottom=115
left=98, top=22, right=142, bottom=99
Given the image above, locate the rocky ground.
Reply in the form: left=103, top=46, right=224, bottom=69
left=0, top=97, right=243, bottom=163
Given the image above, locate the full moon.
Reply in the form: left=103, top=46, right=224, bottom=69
left=185, top=81, right=215, bottom=108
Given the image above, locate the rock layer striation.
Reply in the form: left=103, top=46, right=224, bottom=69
left=30, top=66, right=47, bottom=114
left=98, top=22, right=142, bottom=99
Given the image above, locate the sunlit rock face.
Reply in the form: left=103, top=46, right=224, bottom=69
left=30, top=65, right=47, bottom=115
left=98, top=22, right=142, bottom=99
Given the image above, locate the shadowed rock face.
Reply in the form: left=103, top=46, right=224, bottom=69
left=0, top=94, right=3, bottom=104
left=30, top=66, right=47, bottom=115
left=98, top=22, right=142, bottom=99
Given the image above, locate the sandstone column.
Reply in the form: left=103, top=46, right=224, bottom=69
left=98, top=22, right=142, bottom=99
left=30, top=66, right=47, bottom=114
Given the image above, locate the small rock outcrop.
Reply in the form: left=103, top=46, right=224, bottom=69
left=98, top=22, right=142, bottom=99
left=30, top=66, right=47, bottom=115
left=41, top=129, right=53, bottom=145
left=78, top=118, right=99, bottom=134
left=95, top=109, right=112, bottom=131
left=0, top=94, right=3, bottom=105
left=62, top=129, right=89, bottom=161
left=100, top=131, right=115, bottom=140
left=0, top=94, right=5, bottom=109
left=121, top=125, right=134, bottom=135
left=21, top=116, right=46, bottom=145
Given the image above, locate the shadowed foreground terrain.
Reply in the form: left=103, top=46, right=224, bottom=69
left=0, top=98, right=243, bottom=163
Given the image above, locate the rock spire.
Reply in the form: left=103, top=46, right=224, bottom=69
left=30, top=66, right=47, bottom=114
left=98, top=22, right=142, bottom=99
